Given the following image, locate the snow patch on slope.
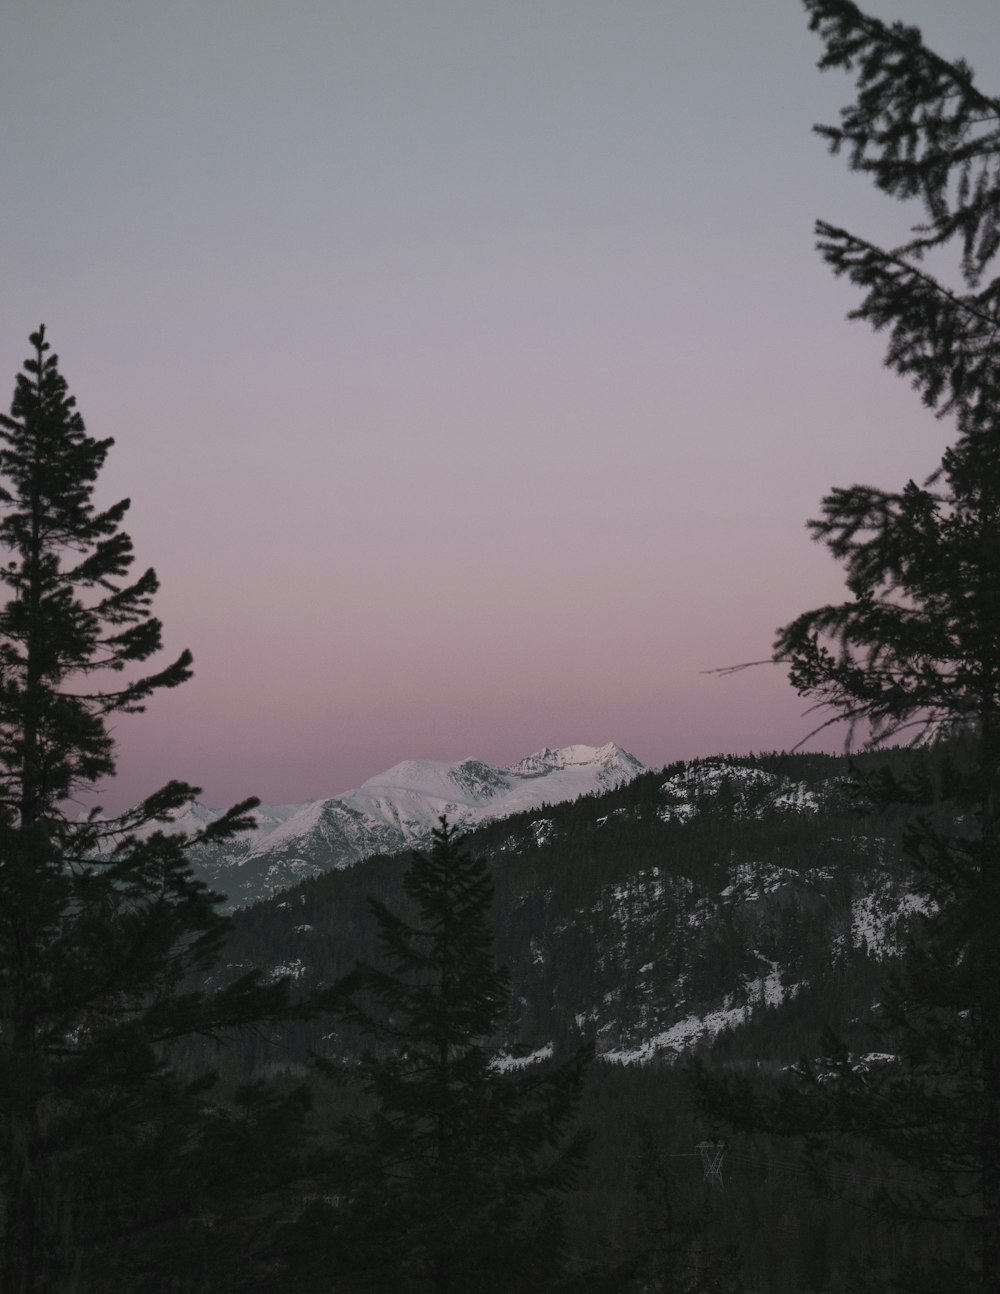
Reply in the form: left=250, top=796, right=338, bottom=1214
left=658, top=760, right=824, bottom=823
left=851, top=886, right=932, bottom=957
left=603, top=962, right=791, bottom=1065
left=491, top=1043, right=554, bottom=1072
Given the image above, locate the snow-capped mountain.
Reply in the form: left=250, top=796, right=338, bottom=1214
left=215, top=747, right=924, bottom=1072
left=187, top=742, right=644, bottom=908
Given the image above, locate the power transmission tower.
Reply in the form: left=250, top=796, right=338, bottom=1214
left=697, top=1140, right=725, bottom=1186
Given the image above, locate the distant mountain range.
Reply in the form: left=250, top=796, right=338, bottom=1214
left=183, top=742, right=645, bottom=908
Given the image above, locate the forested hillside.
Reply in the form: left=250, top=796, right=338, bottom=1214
left=197, top=745, right=946, bottom=1291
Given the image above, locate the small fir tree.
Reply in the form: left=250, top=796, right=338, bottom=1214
left=298, top=817, right=590, bottom=1294
left=0, top=327, right=305, bottom=1293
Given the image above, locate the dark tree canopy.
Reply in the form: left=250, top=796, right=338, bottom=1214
left=806, top=0, right=1000, bottom=287
left=804, top=0, right=1000, bottom=426
left=0, top=326, right=193, bottom=827
left=699, top=8, right=1000, bottom=1294
left=297, top=817, right=591, bottom=1294
left=0, top=328, right=304, bottom=1294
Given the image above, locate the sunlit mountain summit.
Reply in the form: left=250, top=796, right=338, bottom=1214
left=183, top=742, right=645, bottom=908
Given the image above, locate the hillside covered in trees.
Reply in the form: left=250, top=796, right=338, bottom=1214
left=204, top=744, right=942, bottom=1292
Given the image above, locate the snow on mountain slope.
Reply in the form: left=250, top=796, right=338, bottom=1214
left=187, top=742, right=645, bottom=907
left=243, top=743, right=641, bottom=858
left=657, top=758, right=827, bottom=823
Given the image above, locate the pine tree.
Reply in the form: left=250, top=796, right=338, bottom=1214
left=296, top=817, right=590, bottom=1294
left=802, top=0, right=1000, bottom=424
left=699, top=433, right=1000, bottom=1292
left=697, top=7, right=1000, bottom=1293
left=0, top=327, right=303, bottom=1293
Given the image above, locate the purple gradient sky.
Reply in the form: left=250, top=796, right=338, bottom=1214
left=2, top=2, right=997, bottom=812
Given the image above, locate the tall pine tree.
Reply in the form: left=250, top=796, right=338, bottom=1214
left=698, top=6, right=1000, bottom=1293
left=0, top=327, right=303, bottom=1293
left=295, top=817, right=590, bottom=1294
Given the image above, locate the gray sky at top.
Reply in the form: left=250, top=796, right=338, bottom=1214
left=1, top=2, right=998, bottom=808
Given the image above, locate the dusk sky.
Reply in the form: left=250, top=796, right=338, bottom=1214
left=3, top=2, right=998, bottom=812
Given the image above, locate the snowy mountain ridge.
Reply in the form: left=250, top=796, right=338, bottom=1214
left=185, top=742, right=645, bottom=907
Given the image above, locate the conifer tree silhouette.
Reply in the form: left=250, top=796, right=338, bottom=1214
left=0, top=327, right=301, bottom=1293
left=301, top=817, right=590, bottom=1293
left=699, top=7, right=1000, bottom=1291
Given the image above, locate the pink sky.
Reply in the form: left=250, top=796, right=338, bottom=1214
left=2, top=2, right=996, bottom=811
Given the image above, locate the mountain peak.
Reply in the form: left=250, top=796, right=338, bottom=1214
left=507, top=742, right=642, bottom=781
left=185, top=741, right=647, bottom=907
left=359, top=756, right=511, bottom=804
